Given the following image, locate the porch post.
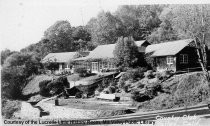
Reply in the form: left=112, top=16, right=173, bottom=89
left=59, top=63, right=62, bottom=71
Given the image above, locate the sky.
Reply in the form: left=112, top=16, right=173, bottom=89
left=0, top=0, right=210, bottom=51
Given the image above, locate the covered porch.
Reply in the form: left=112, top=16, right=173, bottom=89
left=72, top=57, right=117, bottom=74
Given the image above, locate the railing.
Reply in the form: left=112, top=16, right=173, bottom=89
left=175, top=66, right=210, bottom=74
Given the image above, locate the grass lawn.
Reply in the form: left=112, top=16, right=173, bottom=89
left=22, top=74, right=54, bottom=96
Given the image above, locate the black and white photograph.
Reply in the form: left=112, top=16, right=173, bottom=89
left=1, top=0, right=210, bottom=125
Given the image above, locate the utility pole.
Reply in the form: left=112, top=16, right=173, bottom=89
left=80, top=8, right=85, bottom=26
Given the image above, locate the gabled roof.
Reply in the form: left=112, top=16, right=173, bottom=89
left=135, top=40, right=150, bottom=47
left=145, top=39, right=194, bottom=57
left=80, top=40, right=148, bottom=60
left=41, top=52, right=78, bottom=63
left=73, top=51, right=92, bottom=61
left=87, top=44, right=116, bottom=59
left=41, top=51, right=90, bottom=63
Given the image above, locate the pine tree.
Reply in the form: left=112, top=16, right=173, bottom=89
left=113, top=37, right=125, bottom=67
left=123, top=37, right=139, bottom=67
left=113, top=36, right=140, bottom=69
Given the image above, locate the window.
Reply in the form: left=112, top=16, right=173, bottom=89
left=85, top=62, right=89, bottom=69
left=92, top=62, right=98, bottom=71
left=110, top=62, right=114, bottom=68
left=167, top=56, right=174, bottom=64
left=180, top=54, right=188, bottom=64
left=102, top=61, right=107, bottom=68
left=99, top=62, right=102, bottom=69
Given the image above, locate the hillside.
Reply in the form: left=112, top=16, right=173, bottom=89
left=23, top=71, right=210, bottom=106
left=22, top=75, right=53, bottom=96
left=138, top=72, right=210, bottom=111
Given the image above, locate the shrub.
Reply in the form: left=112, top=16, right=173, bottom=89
left=103, top=88, right=110, bottom=94
left=145, top=82, right=163, bottom=97
left=131, top=82, right=163, bottom=102
left=132, top=81, right=145, bottom=89
left=144, top=52, right=156, bottom=70
left=47, top=77, right=69, bottom=95
left=144, top=70, right=154, bottom=79
left=39, top=80, right=51, bottom=97
left=123, top=80, right=133, bottom=93
left=118, top=74, right=128, bottom=88
left=104, top=86, right=116, bottom=94
left=131, top=89, right=151, bottom=102
left=98, top=78, right=114, bottom=91
left=74, top=67, right=87, bottom=77
left=56, top=76, right=69, bottom=88
left=127, top=67, right=147, bottom=80
left=75, top=92, right=83, bottom=98
left=47, top=81, right=64, bottom=95
left=2, top=98, right=21, bottom=119
left=118, top=67, right=147, bottom=88
left=96, top=86, right=104, bottom=93
left=155, top=72, right=162, bottom=80
left=96, top=78, right=116, bottom=94
left=95, top=90, right=100, bottom=96
left=161, top=70, right=173, bottom=79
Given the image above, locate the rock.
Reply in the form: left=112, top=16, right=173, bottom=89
left=28, top=94, right=44, bottom=103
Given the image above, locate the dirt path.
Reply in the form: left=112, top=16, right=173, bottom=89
left=17, top=95, right=130, bottom=120
left=17, top=101, right=102, bottom=120
left=39, top=102, right=101, bottom=119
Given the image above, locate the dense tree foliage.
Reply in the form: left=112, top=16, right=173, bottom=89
left=113, top=37, right=145, bottom=69
left=72, top=26, right=91, bottom=41
left=43, top=20, right=74, bottom=52
left=87, top=11, right=125, bottom=45
left=147, top=18, right=178, bottom=43
left=21, top=21, right=95, bottom=59
left=21, top=21, right=74, bottom=58
left=1, top=52, right=41, bottom=99
left=19, top=5, right=166, bottom=59
left=115, top=5, right=164, bottom=40
left=19, top=5, right=210, bottom=62
left=1, top=49, right=16, bottom=65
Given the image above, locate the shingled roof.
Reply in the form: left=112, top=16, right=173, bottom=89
left=87, top=44, right=116, bottom=59
left=41, top=51, right=90, bottom=63
left=81, top=40, right=148, bottom=60
left=145, top=39, right=194, bottom=57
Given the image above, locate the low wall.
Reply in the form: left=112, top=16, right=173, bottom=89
left=96, top=93, right=116, bottom=100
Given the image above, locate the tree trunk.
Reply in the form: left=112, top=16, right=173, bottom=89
left=194, top=37, right=210, bottom=82
left=198, top=5, right=210, bottom=82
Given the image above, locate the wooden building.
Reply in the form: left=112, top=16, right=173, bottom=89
left=72, top=40, right=150, bottom=73
left=41, top=51, right=90, bottom=73
left=145, top=39, right=200, bottom=72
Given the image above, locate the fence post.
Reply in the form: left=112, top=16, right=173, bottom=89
left=55, top=97, right=59, bottom=106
